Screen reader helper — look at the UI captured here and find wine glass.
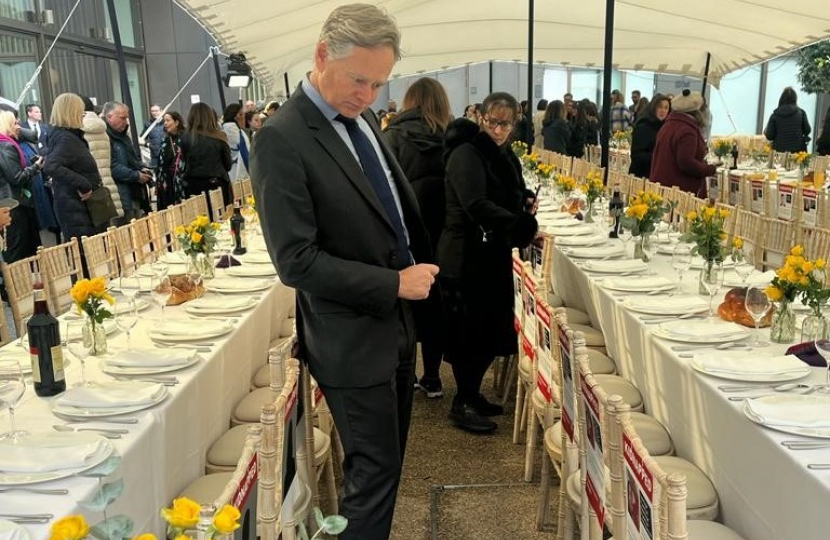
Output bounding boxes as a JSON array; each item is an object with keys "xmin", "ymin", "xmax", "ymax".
[
  {"xmin": 153, "ymin": 276, "xmax": 173, "ymax": 322},
  {"xmin": 66, "ymin": 320, "xmax": 92, "ymax": 387},
  {"xmin": 745, "ymin": 287, "xmax": 771, "ymax": 347},
  {"xmin": 0, "ymin": 359, "xmax": 28, "ymax": 441},
  {"xmin": 150, "ymin": 258, "xmax": 169, "ymax": 281},
  {"xmin": 619, "ymin": 227, "xmax": 633, "ymax": 259},
  {"xmin": 699, "ymin": 262, "xmax": 725, "ymax": 317},
  {"xmin": 16, "ymin": 316, "xmax": 31, "ymax": 352},
  {"xmin": 813, "ymin": 340, "xmax": 830, "ymax": 394},
  {"xmin": 119, "ymin": 274, "xmax": 141, "ymax": 301},
  {"xmin": 641, "ymin": 234, "xmax": 658, "ymax": 264},
  {"xmin": 115, "ymin": 300, "xmax": 139, "ymax": 351},
  {"xmin": 733, "ymin": 245, "xmax": 755, "ymax": 287},
  {"xmin": 671, "ymin": 244, "xmax": 693, "ymax": 295}
]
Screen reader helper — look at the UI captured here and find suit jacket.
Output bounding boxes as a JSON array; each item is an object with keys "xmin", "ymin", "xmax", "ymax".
[
  {"xmin": 250, "ymin": 85, "xmax": 431, "ymax": 388},
  {"xmin": 28, "ymin": 121, "xmax": 49, "ymax": 148}
]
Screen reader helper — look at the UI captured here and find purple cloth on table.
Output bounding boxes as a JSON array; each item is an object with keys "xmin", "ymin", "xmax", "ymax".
[
  {"xmin": 215, "ymin": 255, "xmax": 241, "ymax": 268},
  {"xmin": 785, "ymin": 342, "xmax": 828, "ymax": 367}
]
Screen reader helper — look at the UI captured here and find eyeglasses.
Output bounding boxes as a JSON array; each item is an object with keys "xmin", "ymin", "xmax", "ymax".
[{"xmin": 482, "ymin": 116, "xmax": 514, "ymax": 132}]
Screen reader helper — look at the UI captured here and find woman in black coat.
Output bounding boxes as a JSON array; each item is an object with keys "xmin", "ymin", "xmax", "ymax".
[
  {"xmin": 44, "ymin": 93, "xmax": 108, "ymax": 242},
  {"xmin": 384, "ymin": 78, "xmax": 452, "ymax": 398},
  {"xmin": 438, "ymin": 92, "xmax": 538, "ymax": 433},
  {"xmin": 181, "ymin": 103, "xmax": 232, "ymax": 213},
  {"xmin": 629, "ymin": 94, "xmax": 671, "ymax": 179},
  {"xmin": 541, "ymin": 100, "xmax": 571, "ymax": 155},
  {"xmin": 154, "ymin": 111, "xmax": 186, "ymax": 210},
  {"xmin": 764, "ymin": 87, "xmax": 811, "ymax": 153}
]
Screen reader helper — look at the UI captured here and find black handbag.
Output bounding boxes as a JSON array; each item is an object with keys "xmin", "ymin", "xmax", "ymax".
[{"xmin": 86, "ymin": 185, "xmax": 118, "ymax": 226}]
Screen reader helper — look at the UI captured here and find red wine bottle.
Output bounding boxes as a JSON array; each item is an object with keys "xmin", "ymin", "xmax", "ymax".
[
  {"xmin": 231, "ymin": 199, "xmax": 247, "ymax": 255},
  {"xmin": 28, "ymin": 272, "xmax": 65, "ymax": 396}
]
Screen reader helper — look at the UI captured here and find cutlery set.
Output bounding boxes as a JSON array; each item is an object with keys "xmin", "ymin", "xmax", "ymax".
[
  {"xmin": 52, "ymin": 425, "xmax": 130, "ymax": 439},
  {"xmin": 0, "ymin": 513, "xmax": 53, "ymax": 523}
]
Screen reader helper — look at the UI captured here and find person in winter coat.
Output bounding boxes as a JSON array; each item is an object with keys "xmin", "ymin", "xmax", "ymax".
[
  {"xmin": 764, "ymin": 87, "xmax": 811, "ymax": 153},
  {"xmin": 438, "ymin": 92, "xmax": 538, "ymax": 433},
  {"xmin": 44, "ymin": 93, "xmax": 108, "ymax": 242},
  {"xmin": 154, "ymin": 111, "xmax": 186, "ymax": 210},
  {"xmin": 181, "ymin": 102, "xmax": 232, "ymax": 212},
  {"xmin": 384, "ymin": 77, "xmax": 452, "ymax": 399},
  {"xmin": 542, "ymin": 100, "xmax": 572, "ymax": 155},
  {"xmin": 143, "ymin": 104, "xmax": 164, "ymax": 168},
  {"xmin": 629, "ymin": 94, "xmax": 670, "ymax": 179},
  {"xmin": 81, "ymin": 96, "xmax": 123, "ymax": 223},
  {"xmin": 221, "ymin": 103, "xmax": 251, "ymax": 182},
  {"xmin": 817, "ymin": 105, "xmax": 830, "ymax": 156},
  {"xmin": 568, "ymin": 100, "xmax": 594, "ymax": 158},
  {"xmin": 18, "ymin": 125, "xmax": 60, "ymax": 243},
  {"xmin": 104, "ymin": 101, "xmax": 152, "ymax": 221},
  {"xmin": 650, "ymin": 89, "xmax": 719, "ymax": 196},
  {"xmin": 0, "ymin": 110, "xmax": 43, "ymax": 263},
  {"xmin": 532, "ymin": 99, "xmax": 548, "ymax": 151}
]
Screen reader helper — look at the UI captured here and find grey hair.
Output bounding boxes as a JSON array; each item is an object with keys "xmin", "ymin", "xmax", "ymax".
[
  {"xmin": 102, "ymin": 100, "xmax": 127, "ymax": 118},
  {"xmin": 319, "ymin": 3, "xmax": 401, "ymax": 61}
]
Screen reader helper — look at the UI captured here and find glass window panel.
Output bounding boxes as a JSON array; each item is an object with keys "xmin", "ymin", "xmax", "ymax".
[
  {"xmin": 42, "ymin": 0, "xmax": 107, "ymax": 42},
  {"xmin": 709, "ymin": 65, "xmax": 761, "ymax": 136},
  {"xmin": 762, "ymin": 56, "xmax": 817, "ymax": 149},
  {"xmin": 571, "ymin": 69, "xmax": 601, "ymax": 103},
  {"xmin": 102, "ymin": 0, "xmax": 136, "ymax": 48},
  {"xmin": 0, "ymin": 0, "xmax": 35, "ymax": 22},
  {"xmin": 543, "ymin": 67, "xmax": 567, "ymax": 102},
  {"xmin": 624, "ymin": 71, "xmax": 655, "ymax": 101},
  {"xmin": 47, "ymin": 45, "xmax": 114, "ymax": 106},
  {"xmin": 0, "ymin": 33, "xmax": 40, "ymax": 109}
]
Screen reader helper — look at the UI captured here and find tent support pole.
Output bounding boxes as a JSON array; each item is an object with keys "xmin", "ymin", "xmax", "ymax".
[
  {"xmin": 526, "ymin": 0, "xmax": 535, "ymax": 146},
  {"xmin": 211, "ymin": 47, "xmax": 227, "ymax": 112},
  {"xmin": 599, "ymin": 0, "xmax": 616, "ymax": 179},
  {"xmin": 701, "ymin": 52, "xmax": 712, "ymax": 96},
  {"xmin": 284, "ymin": 73, "xmax": 291, "ymax": 99},
  {"xmin": 105, "ymin": 0, "xmax": 140, "ymax": 154}
]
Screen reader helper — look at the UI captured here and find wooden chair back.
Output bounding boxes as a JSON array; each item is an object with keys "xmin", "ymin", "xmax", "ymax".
[
  {"xmin": 209, "ymin": 188, "xmax": 226, "ymax": 222},
  {"xmin": 129, "ymin": 216, "xmax": 155, "ymax": 264},
  {"xmin": 0, "ymin": 301, "xmax": 10, "ymax": 346},
  {"xmin": 38, "ymin": 237, "xmax": 84, "ymax": 317},
  {"xmin": 241, "ymin": 178, "xmax": 254, "ymax": 199},
  {"xmin": 758, "ymin": 216, "xmax": 795, "ymax": 271},
  {"xmin": 148, "ymin": 210, "xmax": 175, "ymax": 254},
  {"xmin": 0, "ymin": 253, "xmax": 42, "ymax": 336},
  {"xmin": 81, "ymin": 228, "xmax": 119, "ymax": 280},
  {"xmin": 111, "ymin": 221, "xmax": 141, "ymax": 276},
  {"xmin": 214, "ymin": 424, "xmax": 261, "ymax": 508},
  {"xmin": 733, "ymin": 209, "xmax": 762, "ymax": 265},
  {"xmin": 799, "ymin": 225, "xmax": 830, "ymax": 264}
]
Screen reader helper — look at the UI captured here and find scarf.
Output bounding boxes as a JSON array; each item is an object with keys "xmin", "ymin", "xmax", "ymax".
[{"xmin": 0, "ymin": 133, "xmax": 26, "ymax": 167}]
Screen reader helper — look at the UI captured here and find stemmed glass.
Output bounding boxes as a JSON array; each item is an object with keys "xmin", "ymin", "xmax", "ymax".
[
  {"xmin": 67, "ymin": 320, "xmax": 92, "ymax": 387},
  {"xmin": 151, "ymin": 258, "xmax": 169, "ymax": 281},
  {"xmin": 119, "ymin": 274, "xmax": 141, "ymax": 301},
  {"xmin": 619, "ymin": 227, "xmax": 633, "ymax": 259},
  {"xmin": 733, "ymin": 245, "xmax": 755, "ymax": 287},
  {"xmin": 153, "ymin": 276, "xmax": 173, "ymax": 322},
  {"xmin": 671, "ymin": 244, "xmax": 693, "ymax": 295},
  {"xmin": 16, "ymin": 316, "xmax": 31, "ymax": 352},
  {"xmin": 0, "ymin": 359, "xmax": 28, "ymax": 441},
  {"xmin": 745, "ymin": 287, "xmax": 772, "ymax": 347},
  {"xmin": 641, "ymin": 234, "xmax": 658, "ymax": 263},
  {"xmin": 813, "ymin": 340, "xmax": 830, "ymax": 394},
  {"xmin": 115, "ymin": 300, "xmax": 139, "ymax": 351},
  {"xmin": 700, "ymin": 262, "xmax": 725, "ymax": 318}
]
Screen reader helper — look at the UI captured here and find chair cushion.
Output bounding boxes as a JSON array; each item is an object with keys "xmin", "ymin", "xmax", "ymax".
[
  {"xmin": 687, "ymin": 520, "xmax": 747, "ymax": 539},
  {"xmin": 547, "ymin": 292, "xmax": 565, "ymax": 308},
  {"xmin": 518, "ymin": 354, "xmax": 533, "ymax": 382},
  {"xmin": 251, "ymin": 363, "xmax": 270, "ymax": 389},
  {"xmin": 206, "ymin": 424, "xmax": 249, "ymax": 473},
  {"xmin": 630, "ymin": 413, "xmax": 673, "ymax": 456},
  {"xmin": 232, "ymin": 387, "xmax": 274, "ymax": 425},
  {"xmin": 544, "ymin": 422, "xmax": 563, "ymax": 463},
  {"xmin": 566, "ymin": 470, "xmax": 582, "ymax": 512},
  {"xmin": 564, "ymin": 307, "xmax": 591, "ymax": 326},
  {"xmin": 595, "ymin": 375, "xmax": 644, "ymax": 412},
  {"xmin": 313, "ymin": 427, "xmax": 331, "ymax": 468},
  {"xmin": 280, "ymin": 317, "xmax": 295, "ymax": 338},
  {"xmin": 178, "ymin": 472, "xmax": 233, "ymax": 504},
  {"xmin": 586, "ymin": 348, "xmax": 616, "ymax": 375},
  {"xmin": 654, "ymin": 456, "xmax": 719, "ymax": 520},
  {"xmin": 570, "ymin": 323, "xmax": 605, "ymax": 347}
]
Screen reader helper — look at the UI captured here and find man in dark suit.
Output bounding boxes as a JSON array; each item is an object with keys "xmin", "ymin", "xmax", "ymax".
[
  {"xmin": 250, "ymin": 4, "xmax": 438, "ymax": 540},
  {"xmin": 25, "ymin": 103, "xmax": 48, "ymax": 149}
]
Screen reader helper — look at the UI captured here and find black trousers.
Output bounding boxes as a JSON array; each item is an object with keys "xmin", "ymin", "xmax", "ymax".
[{"xmin": 318, "ymin": 303, "xmax": 416, "ymax": 540}]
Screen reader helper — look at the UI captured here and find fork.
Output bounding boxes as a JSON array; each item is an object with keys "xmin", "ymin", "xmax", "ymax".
[
  {"xmin": 782, "ymin": 440, "xmax": 830, "ymax": 450},
  {"xmin": 0, "ymin": 513, "xmax": 53, "ymax": 523},
  {"xmin": 0, "ymin": 487, "xmax": 68, "ymax": 495},
  {"xmin": 52, "ymin": 425, "xmax": 129, "ymax": 436}
]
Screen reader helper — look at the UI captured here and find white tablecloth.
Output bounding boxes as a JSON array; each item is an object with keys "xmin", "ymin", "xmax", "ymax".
[
  {"xmin": 0, "ymin": 264, "xmax": 294, "ymax": 539},
  {"xmin": 551, "ymin": 242, "xmax": 830, "ymax": 540}
]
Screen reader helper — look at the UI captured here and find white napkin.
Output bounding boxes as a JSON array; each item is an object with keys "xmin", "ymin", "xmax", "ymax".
[
  {"xmin": 57, "ymin": 381, "xmax": 165, "ymax": 408},
  {"xmin": 0, "ymin": 522, "xmax": 28, "ymax": 540},
  {"xmin": 567, "ymin": 244, "xmax": 624, "ymax": 259},
  {"xmin": 208, "ymin": 278, "xmax": 270, "ymax": 291},
  {"xmin": 189, "ymin": 296, "xmax": 254, "ymax": 310},
  {"xmin": 539, "ymin": 217, "xmax": 581, "ymax": 227},
  {"xmin": 548, "ymin": 224, "xmax": 595, "ymax": 236},
  {"xmin": 723, "ymin": 270, "xmax": 776, "ymax": 288},
  {"xmin": 693, "ymin": 353, "xmax": 807, "ymax": 376},
  {"xmin": 556, "ymin": 234, "xmax": 608, "ymax": 246},
  {"xmin": 746, "ymin": 396, "xmax": 830, "ymax": 427},
  {"xmin": 584, "ymin": 259, "xmax": 648, "ymax": 273},
  {"xmin": 152, "ymin": 319, "xmax": 228, "ymax": 336},
  {"xmin": 106, "ymin": 348, "xmax": 196, "ymax": 368},
  {"xmin": 226, "ymin": 265, "xmax": 277, "ymax": 277},
  {"xmin": 0, "ymin": 438, "xmax": 103, "ymax": 472},
  {"xmin": 626, "ymin": 295, "xmax": 708, "ymax": 314},
  {"xmin": 603, "ymin": 276, "xmax": 674, "ymax": 291},
  {"xmin": 660, "ymin": 319, "xmax": 746, "ymax": 338},
  {"xmin": 535, "ymin": 211, "xmax": 571, "ymax": 220}
]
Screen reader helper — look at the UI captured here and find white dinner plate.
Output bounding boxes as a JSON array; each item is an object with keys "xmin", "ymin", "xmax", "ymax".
[
  {"xmin": 622, "ymin": 295, "xmax": 709, "ymax": 315},
  {"xmin": 656, "ymin": 242, "xmax": 680, "ymax": 255},
  {"xmin": 556, "ymin": 234, "xmax": 609, "ymax": 247},
  {"xmin": 564, "ymin": 244, "xmax": 624, "ymax": 259},
  {"xmin": 205, "ymin": 278, "xmax": 273, "ymax": 294},
  {"xmin": 147, "ymin": 319, "xmax": 234, "ymax": 343},
  {"xmin": 690, "ymin": 258, "xmax": 735, "ymax": 269},
  {"xmin": 237, "ymin": 252, "xmax": 273, "ymax": 264},
  {"xmin": 51, "ymin": 385, "xmax": 169, "ymax": 419},
  {"xmin": 109, "ymin": 277, "xmax": 156, "ymax": 293},
  {"xmin": 100, "ymin": 353, "xmax": 200, "ymax": 376},
  {"xmin": 583, "ymin": 259, "xmax": 648, "ymax": 274},
  {"xmin": 690, "ymin": 353, "xmax": 811, "ymax": 382},
  {"xmin": 185, "ymin": 296, "xmax": 257, "ymax": 315},
  {"xmin": 744, "ymin": 395, "xmax": 830, "ymax": 439},
  {"xmin": 547, "ymin": 224, "xmax": 596, "ymax": 236},
  {"xmin": 602, "ymin": 276, "xmax": 675, "ymax": 292},
  {"xmin": 0, "ymin": 433, "xmax": 113, "ymax": 486},
  {"xmin": 0, "ymin": 520, "xmax": 30, "ymax": 540},
  {"xmin": 225, "ymin": 265, "xmax": 277, "ymax": 278},
  {"xmin": 158, "ymin": 252, "xmax": 189, "ymax": 264},
  {"xmin": 0, "ymin": 347, "xmax": 71, "ymax": 375},
  {"xmin": 651, "ymin": 320, "xmax": 750, "ymax": 344}
]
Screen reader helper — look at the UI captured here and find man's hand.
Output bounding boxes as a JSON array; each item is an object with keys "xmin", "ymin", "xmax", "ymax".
[
  {"xmin": 78, "ymin": 190, "xmax": 92, "ymax": 201},
  {"xmin": 398, "ymin": 263, "xmax": 439, "ymax": 300},
  {"xmin": 138, "ymin": 171, "xmax": 153, "ymax": 184}
]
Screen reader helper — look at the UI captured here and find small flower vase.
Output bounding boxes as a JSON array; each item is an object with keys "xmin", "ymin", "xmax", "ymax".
[
  {"xmin": 797, "ymin": 168, "xmax": 805, "ymax": 182},
  {"xmin": 801, "ymin": 312, "xmax": 829, "ymax": 342},
  {"xmin": 698, "ymin": 260, "xmax": 715, "ymax": 295},
  {"xmin": 633, "ymin": 235, "xmax": 645, "ymax": 262},
  {"xmin": 82, "ymin": 318, "xmax": 108, "ymax": 356},
  {"xmin": 190, "ymin": 252, "xmax": 215, "ymax": 280},
  {"xmin": 584, "ymin": 200, "xmax": 595, "ymax": 223},
  {"xmin": 770, "ymin": 301, "xmax": 797, "ymax": 344}
]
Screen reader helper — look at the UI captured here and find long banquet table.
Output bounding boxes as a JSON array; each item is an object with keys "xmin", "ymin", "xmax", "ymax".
[
  {"xmin": 551, "ymin": 239, "xmax": 830, "ymax": 540},
  {"xmin": 0, "ymin": 257, "xmax": 294, "ymax": 539}
]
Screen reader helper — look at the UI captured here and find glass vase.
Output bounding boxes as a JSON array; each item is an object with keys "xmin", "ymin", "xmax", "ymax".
[
  {"xmin": 801, "ymin": 313, "xmax": 829, "ymax": 342},
  {"xmin": 698, "ymin": 260, "xmax": 715, "ymax": 295},
  {"xmin": 770, "ymin": 301, "xmax": 796, "ymax": 344},
  {"xmin": 584, "ymin": 201, "xmax": 595, "ymax": 223},
  {"xmin": 82, "ymin": 319, "xmax": 108, "ymax": 356},
  {"xmin": 633, "ymin": 235, "xmax": 645, "ymax": 262},
  {"xmin": 190, "ymin": 252, "xmax": 215, "ymax": 279}
]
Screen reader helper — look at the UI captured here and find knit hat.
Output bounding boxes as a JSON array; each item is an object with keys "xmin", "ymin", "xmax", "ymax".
[{"xmin": 671, "ymin": 89, "xmax": 704, "ymax": 113}]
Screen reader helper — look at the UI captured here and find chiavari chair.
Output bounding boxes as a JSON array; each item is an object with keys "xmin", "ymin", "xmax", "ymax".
[
  {"xmin": 81, "ymin": 228, "xmax": 120, "ymax": 280},
  {"xmin": 758, "ymin": 216, "xmax": 796, "ymax": 271},
  {"xmin": 148, "ymin": 209, "xmax": 176, "ymax": 254},
  {"xmin": 209, "ymin": 188, "xmax": 226, "ymax": 222},
  {"xmin": 111, "ymin": 221, "xmax": 142, "ymax": 276},
  {"xmin": 38, "ymin": 237, "xmax": 84, "ymax": 317},
  {"xmin": 0, "ymin": 253, "xmax": 42, "ymax": 335}
]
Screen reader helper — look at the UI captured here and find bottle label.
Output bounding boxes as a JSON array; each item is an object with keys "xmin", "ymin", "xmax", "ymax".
[
  {"xmin": 30, "ymin": 349, "xmax": 41, "ymax": 383},
  {"xmin": 51, "ymin": 346, "xmax": 65, "ymax": 381}
]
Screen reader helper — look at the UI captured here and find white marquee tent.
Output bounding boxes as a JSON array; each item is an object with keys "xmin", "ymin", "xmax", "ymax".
[{"xmin": 173, "ymin": 0, "xmax": 830, "ymax": 91}]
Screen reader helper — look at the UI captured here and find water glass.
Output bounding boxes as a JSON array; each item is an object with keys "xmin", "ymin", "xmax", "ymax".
[
  {"xmin": 619, "ymin": 227, "xmax": 633, "ymax": 259},
  {"xmin": 188, "ymin": 254, "xmax": 205, "ymax": 289},
  {"xmin": 641, "ymin": 234, "xmax": 658, "ymax": 263},
  {"xmin": 700, "ymin": 262, "xmax": 724, "ymax": 317},
  {"xmin": 67, "ymin": 320, "xmax": 92, "ymax": 387},
  {"xmin": 0, "ymin": 359, "xmax": 28, "ymax": 441},
  {"xmin": 813, "ymin": 339, "xmax": 830, "ymax": 394},
  {"xmin": 116, "ymin": 300, "xmax": 139, "ymax": 351},
  {"xmin": 119, "ymin": 274, "xmax": 141, "ymax": 300},
  {"xmin": 745, "ymin": 287, "xmax": 771, "ymax": 347},
  {"xmin": 671, "ymin": 244, "xmax": 693, "ymax": 295},
  {"xmin": 151, "ymin": 259, "xmax": 169, "ymax": 281},
  {"xmin": 153, "ymin": 276, "xmax": 173, "ymax": 322}
]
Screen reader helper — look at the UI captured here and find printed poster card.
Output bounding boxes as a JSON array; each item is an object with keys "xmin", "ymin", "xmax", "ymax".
[
  {"xmin": 535, "ymin": 300, "xmax": 553, "ymax": 402},
  {"xmin": 624, "ymin": 433, "xmax": 655, "ymax": 540},
  {"xmin": 560, "ymin": 326, "xmax": 575, "ymax": 441},
  {"xmin": 778, "ymin": 184, "xmax": 795, "ymax": 221}
]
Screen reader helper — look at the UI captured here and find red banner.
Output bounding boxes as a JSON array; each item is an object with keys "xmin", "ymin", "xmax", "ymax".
[
  {"xmin": 624, "ymin": 433, "xmax": 654, "ymax": 500},
  {"xmin": 585, "ymin": 475, "xmax": 606, "ymax": 525},
  {"xmin": 232, "ymin": 453, "xmax": 258, "ymax": 509}
]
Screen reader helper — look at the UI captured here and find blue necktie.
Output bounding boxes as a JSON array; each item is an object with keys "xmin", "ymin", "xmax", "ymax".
[{"xmin": 336, "ymin": 114, "xmax": 410, "ymax": 269}]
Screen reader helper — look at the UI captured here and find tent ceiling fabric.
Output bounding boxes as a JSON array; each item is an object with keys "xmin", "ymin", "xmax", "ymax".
[{"xmin": 175, "ymin": 0, "xmax": 830, "ymax": 92}]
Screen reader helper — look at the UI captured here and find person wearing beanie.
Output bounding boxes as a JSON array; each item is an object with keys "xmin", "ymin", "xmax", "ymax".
[{"xmin": 650, "ymin": 89, "xmax": 719, "ymax": 196}]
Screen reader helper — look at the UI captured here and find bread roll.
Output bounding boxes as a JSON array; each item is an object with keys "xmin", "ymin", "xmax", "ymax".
[
  {"xmin": 717, "ymin": 287, "xmax": 775, "ymax": 327},
  {"xmin": 157, "ymin": 274, "xmax": 205, "ymax": 306}
]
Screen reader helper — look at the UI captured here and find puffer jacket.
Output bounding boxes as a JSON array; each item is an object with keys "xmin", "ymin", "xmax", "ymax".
[
  {"xmin": 764, "ymin": 104, "xmax": 811, "ymax": 153},
  {"xmin": 84, "ymin": 113, "xmax": 124, "ymax": 218}
]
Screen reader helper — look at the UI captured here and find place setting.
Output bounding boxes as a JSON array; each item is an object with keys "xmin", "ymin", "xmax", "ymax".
[
  {"xmin": 622, "ymin": 294, "xmax": 709, "ymax": 317},
  {"xmin": 205, "ymin": 277, "xmax": 274, "ymax": 294},
  {"xmin": 184, "ymin": 295, "xmax": 258, "ymax": 316},
  {"xmin": 0, "ymin": 432, "xmax": 115, "ymax": 486},
  {"xmin": 51, "ymin": 380, "xmax": 169, "ymax": 420},
  {"xmin": 601, "ymin": 275, "xmax": 676, "ymax": 293},
  {"xmin": 99, "ymin": 347, "xmax": 201, "ymax": 377},
  {"xmin": 581, "ymin": 258, "xmax": 649, "ymax": 274},
  {"xmin": 561, "ymin": 243, "xmax": 625, "ymax": 259},
  {"xmin": 545, "ymin": 223, "xmax": 597, "ymax": 237},
  {"xmin": 691, "ymin": 351, "xmax": 812, "ymax": 383},
  {"xmin": 555, "ymin": 233, "xmax": 610, "ymax": 247},
  {"xmin": 224, "ymin": 264, "xmax": 278, "ymax": 278},
  {"xmin": 650, "ymin": 318, "xmax": 752, "ymax": 344}
]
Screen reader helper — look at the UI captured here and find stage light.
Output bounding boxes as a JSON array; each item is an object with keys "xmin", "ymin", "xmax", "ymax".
[{"xmin": 224, "ymin": 53, "xmax": 252, "ymax": 88}]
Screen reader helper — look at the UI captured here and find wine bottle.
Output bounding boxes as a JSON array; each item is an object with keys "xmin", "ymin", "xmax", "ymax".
[
  {"xmin": 28, "ymin": 272, "xmax": 65, "ymax": 397},
  {"xmin": 608, "ymin": 185, "xmax": 623, "ymax": 239},
  {"xmin": 730, "ymin": 142, "xmax": 739, "ymax": 170},
  {"xmin": 230, "ymin": 199, "xmax": 247, "ymax": 255}
]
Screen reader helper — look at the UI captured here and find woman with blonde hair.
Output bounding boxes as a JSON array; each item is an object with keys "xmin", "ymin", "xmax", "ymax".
[
  {"xmin": 384, "ymin": 77, "xmax": 453, "ymax": 398},
  {"xmin": 0, "ymin": 109, "xmax": 43, "ymax": 262},
  {"xmin": 44, "ymin": 92, "xmax": 112, "ymax": 242},
  {"xmin": 180, "ymin": 102, "xmax": 232, "ymax": 211}
]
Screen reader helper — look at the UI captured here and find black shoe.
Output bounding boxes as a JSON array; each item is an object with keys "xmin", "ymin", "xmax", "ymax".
[
  {"xmin": 471, "ymin": 394, "xmax": 504, "ymax": 417},
  {"xmin": 449, "ymin": 402, "xmax": 497, "ymax": 433},
  {"xmin": 416, "ymin": 376, "xmax": 444, "ymax": 398}
]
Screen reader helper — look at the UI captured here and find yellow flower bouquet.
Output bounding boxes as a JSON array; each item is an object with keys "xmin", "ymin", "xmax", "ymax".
[
  {"xmin": 765, "ymin": 245, "xmax": 829, "ymax": 342},
  {"xmin": 535, "ymin": 162, "xmax": 556, "ymax": 188},
  {"xmin": 161, "ymin": 497, "xmax": 241, "ymax": 539},
  {"xmin": 511, "ymin": 140, "xmax": 529, "ymax": 160},
  {"xmin": 620, "ymin": 190, "xmax": 673, "ymax": 236},
  {"xmin": 580, "ymin": 170, "xmax": 605, "ymax": 205},
  {"xmin": 679, "ymin": 205, "xmax": 730, "ymax": 262},
  {"xmin": 611, "ymin": 129, "xmax": 632, "ymax": 149},
  {"xmin": 49, "ymin": 515, "xmax": 90, "ymax": 540},
  {"xmin": 794, "ymin": 151, "xmax": 812, "ymax": 173},
  {"xmin": 175, "ymin": 215, "xmax": 220, "ymax": 256},
  {"xmin": 554, "ymin": 174, "xmax": 577, "ymax": 194},
  {"xmin": 71, "ymin": 277, "xmax": 114, "ymax": 324},
  {"xmin": 712, "ymin": 138, "xmax": 733, "ymax": 159}
]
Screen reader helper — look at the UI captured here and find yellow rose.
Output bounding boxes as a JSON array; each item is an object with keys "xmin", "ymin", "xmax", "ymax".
[
  {"xmin": 174, "ymin": 225, "xmax": 186, "ymax": 237},
  {"xmin": 803, "ymin": 261, "xmax": 814, "ymax": 274},
  {"xmin": 50, "ymin": 515, "xmax": 90, "ymax": 540},
  {"xmin": 173, "ymin": 535, "xmax": 193, "ymax": 540},
  {"xmin": 71, "ymin": 280, "xmax": 90, "ymax": 306},
  {"xmin": 719, "ymin": 232, "xmax": 727, "ymax": 240},
  {"xmin": 196, "ymin": 215, "xmax": 209, "ymax": 228},
  {"xmin": 686, "ymin": 211, "xmax": 698, "ymax": 221},
  {"xmin": 213, "ymin": 505, "xmax": 242, "ymax": 534},
  {"xmin": 765, "ymin": 285, "xmax": 783, "ymax": 302},
  {"xmin": 103, "ymin": 293, "xmax": 116, "ymax": 305},
  {"xmin": 718, "ymin": 208, "xmax": 729, "ymax": 219},
  {"xmin": 817, "ymin": 258, "xmax": 826, "ymax": 270},
  {"xmin": 161, "ymin": 497, "xmax": 201, "ymax": 529},
  {"xmin": 89, "ymin": 277, "xmax": 107, "ymax": 297},
  {"xmin": 703, "ymin": 206, "xmax": 717, "ymax": 220},
  {"xmin": 132, "ymin": 534, "xmax": 157, "ymax": 540},
  {"xmin": 732, "ymin": 237, "xmax": 744, "ymax": 249},
  {"xmin": 790, "ymin": 245, "xmax": 804, "ymax": 257},
  {"xmin": 191, "ymin": 232, "xmax": 203, "ymax": 244}
]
